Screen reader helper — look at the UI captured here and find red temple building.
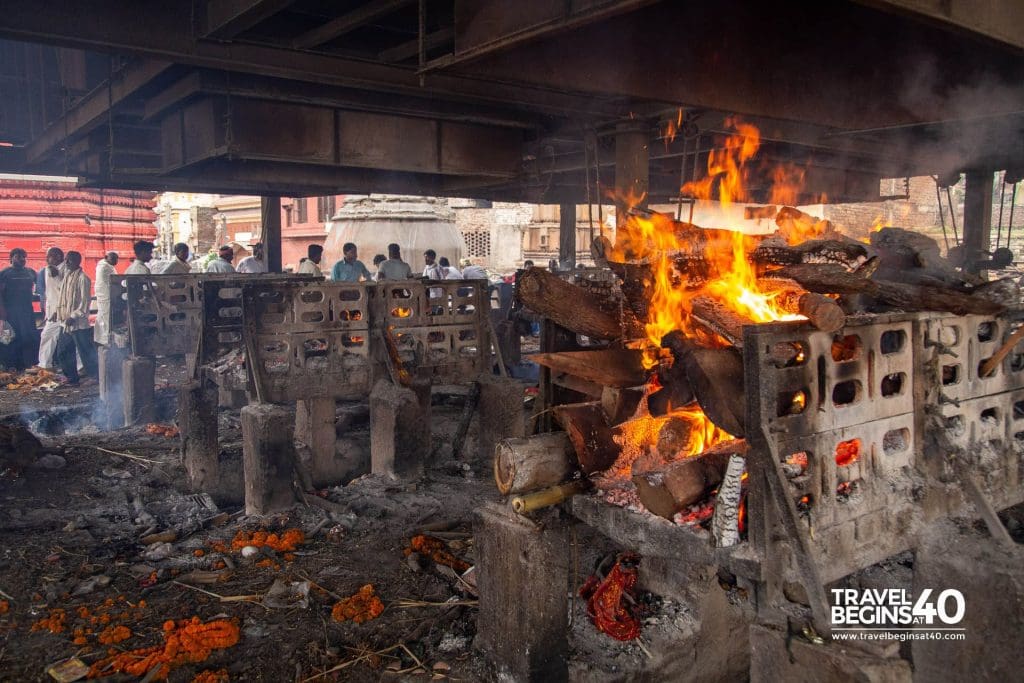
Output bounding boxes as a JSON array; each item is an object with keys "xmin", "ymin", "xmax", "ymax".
[{"xmin": 0, "ymin": 175, "xmax": 157, "ymax": 286}]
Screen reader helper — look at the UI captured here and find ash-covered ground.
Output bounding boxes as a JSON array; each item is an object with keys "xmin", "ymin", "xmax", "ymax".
[{"xmin": 0, "ymin": 363, "xmax": 506, "ymax": 681}]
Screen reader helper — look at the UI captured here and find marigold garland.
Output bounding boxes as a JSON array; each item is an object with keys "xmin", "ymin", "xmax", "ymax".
[
  {"xmin": 87, "ymin": 617, "xmax": 239, "ymax": 680},
  {"xmin": 331, "ymin": 585, "xmax": 384, "ymax": 624},
  {"xmin": 403, "ymin": 534, "xmax": 471, "ymax": 573}
]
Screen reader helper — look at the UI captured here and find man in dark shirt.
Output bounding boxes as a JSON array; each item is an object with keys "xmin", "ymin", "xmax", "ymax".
[{"xmin": 0, "ymin": 248, "xmax": 40, "ymax": 370}]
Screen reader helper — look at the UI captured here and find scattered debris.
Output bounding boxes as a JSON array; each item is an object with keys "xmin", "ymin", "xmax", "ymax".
[
  {"xmin": 2, "ymin": 368, "xmax": 60, "ymax": 392},
  {"xmin": 403, "ymin": 535, "xmax": 470, "ymax": 573},
  {"xmin": 45, "ymin": 657, "xmax": 89, "ymax": 682},
  {"xmin": 263, "ymin": 578, "xmax": 311, "ymax": 609}
]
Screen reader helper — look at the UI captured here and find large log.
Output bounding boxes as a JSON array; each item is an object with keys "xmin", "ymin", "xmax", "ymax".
[
  {"xmin": 494, "ymin": 432, "xmax": 577, "ymax": 495},
  {"xmin": 690, "ymin": 296, "xmax": 753, "ymax": 348},
  {"xmin": 632, "ymin": 441, "xmax": 746, "ymax": 520},
  {"xmin": 662, "ymin": 331, "xmax": 746, "ymax": 437},
  {"xmin": 552, "ymin": 401, "xmax": 620, "ymax": 474},
  {"xmin": 517, "ymin": 267, "xmax": 624, "ymax": 341},
  {"xmin": 777, "ymin": 263, "xmax": 1006, "ymax": 315},
  {"xmin": 760, "ymin": 276, "xmax": 846, "ymax": 332},
  {"xmin": 529, "ymin": 349, "xmax": 647, "ymax": 389}
]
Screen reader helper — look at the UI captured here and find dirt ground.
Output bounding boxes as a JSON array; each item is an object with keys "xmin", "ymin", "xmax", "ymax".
[{"xmin": 0, "ymin": 362, "xmax": 506, "ymax": 682}]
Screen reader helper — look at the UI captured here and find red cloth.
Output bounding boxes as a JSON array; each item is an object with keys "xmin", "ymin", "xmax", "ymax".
[{"xmin": 579, "ymin": 553, "xmax": 642, "ymax": 641}]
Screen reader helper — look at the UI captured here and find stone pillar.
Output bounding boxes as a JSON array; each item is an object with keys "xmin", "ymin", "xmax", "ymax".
[
  {"xmin": 477, "ymin": 374, "xmax": 524, "ymax": 462},
  {"xmin": 474, "ymin": 503, "xmax": 569, "ymax": 681},
  {"xmin": 295, "ymin": 397, "xmax": 337, "ymax": 486},
  {"xmin": 122, "ymin": 357, "xmax": 155, "ymax": 426},
  {"xmin": 911, "ymin": 521, "xmax": 1024, "ymax": 681},
  {"xmin": 218, "ymin": 384, "xmax": 248, "ymax": 409},
  {"xmin": 179, "ymin": 379, "xmax": 220, "ymax": 493},
  {"xmin": 241, "ymin": 403, "xmax": 297, "ymax": 515},
  {"xmin": 98, "ymin": 344, "xmax": 127, "ymax": 428},
  {"xmin": 615, "ymin": 122, "xmax": 650, "ymax": 228},
  {"xmin": 962, "ymin": 171, "xmax": 994, "ymax": 274},
  {"xmin": 261, "ymin": 196, "xmax": 282, "ymax": 273},
  {"xmin": 558, "ymin": 203, "xmax": 576, "ymax": 270},
  {"xmin": 369, "ymin": 378, "xmax": 430, "ymax": 479}
]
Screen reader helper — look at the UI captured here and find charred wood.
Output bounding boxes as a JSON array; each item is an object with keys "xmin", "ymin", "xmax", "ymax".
[
  {"xmin": 777, "ymin": 264, "xmax": 1006, "ymax": 315},
  {"xmin": 632, "ymin": 441, "xmax": 746, "ymax": 520},
  {"xmin": 517, "ymin": 267, "xmax": 625, "ymax": 341},
  {"xmin": 553, "ymin": 401, "xmax": 620, "ymax": 474},
  {"xmin": 529, "ymin": 349, "xmax": 648, "ymax": 389}
]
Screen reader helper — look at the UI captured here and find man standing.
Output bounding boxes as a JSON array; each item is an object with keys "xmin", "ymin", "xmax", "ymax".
[
  {"xmin": 206, "ymin": 245, "xmax": 236, "ymax": 273},
  {"xmin": 422, "ymin": 249, "xmax": 444, "ymax": 280},
  {"xmin": 236, "ymin": 243, "xmax": 267, "ymax": 273},
  {"xmin": 375, "ymin": 243, "xmax": 413, "ymax": 281},
  {"xmin": 0, "ymin": 248, "xmax": 40, "ymax": 370},
  {"xmin": 298, "ymin": 245, "xmax": 324, "ymax": 276},
  {"xmin": 126, "ymin": 241, "xmax": 154, "ymax": 275},
  {"xmin": 331, "ymin": 242, "xmax": 373, "ymax": 282},
  {"xmin": 94, "ymin": 251, "xmax": 118, "ymax": 346},
  {"xmin": 37, "ymin": 246, "xmax": 66, "ymax": 370},
  {"xmin": 53, "ymin": 251, "xmax": 97, "ymax": 384},
  {"xmin": 440, "ymin": 256, "xmax": 461, "ymax": 279},
  {"xmin": 163, "ymin": 243, "xmax": 192, "ymax": 274}
]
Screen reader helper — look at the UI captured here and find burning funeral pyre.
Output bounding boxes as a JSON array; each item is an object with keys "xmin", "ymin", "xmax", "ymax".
[{"xmin": 512, "ymin": 118, "xmax": 1019, "ymax": 546}]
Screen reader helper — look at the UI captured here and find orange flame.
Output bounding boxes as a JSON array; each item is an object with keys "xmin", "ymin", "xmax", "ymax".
[{"xmin": 681, "ymin": 117, "xmax": 760, "ymax": 205}]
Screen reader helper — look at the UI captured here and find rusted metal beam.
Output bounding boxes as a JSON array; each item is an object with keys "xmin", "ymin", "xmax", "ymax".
[
  {"xmin": 379, "ymin": 27, "xmax": 454, "ymax": 63},
  {"xmin": 157, "ymin": 96, "xmax": 523, "ymax": 178},
  {"xmin": 426, "ymin": 0, "xmax": 657, "ymax": 71},
  {"xmin": 865, "ymin": 0, "xmax": 1024, "ymax": 51},
  {"xmin": 24, "ymin": 58, "xmax": 172, "ymax": 163},
  {"xmin": 292, "ymin": 0, "xmax": 415, "ymax": 49},
  {"xmin": 205, "ymin": 0, "xmax": 296, "ymax": 39},
  {"xmin": 0, "ymin": 0, "xmax": 627, "ymax": 120}
]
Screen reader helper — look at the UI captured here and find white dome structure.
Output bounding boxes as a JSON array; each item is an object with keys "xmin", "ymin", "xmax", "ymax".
[{"xmin": 323, "ymin": 194, "xmax": 465, "ymax": 270}]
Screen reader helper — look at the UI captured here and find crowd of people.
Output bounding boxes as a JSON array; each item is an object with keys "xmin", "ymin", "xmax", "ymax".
[{"xmin": 0, "ymin": 238, "xmax": 501, "ymax": 380}]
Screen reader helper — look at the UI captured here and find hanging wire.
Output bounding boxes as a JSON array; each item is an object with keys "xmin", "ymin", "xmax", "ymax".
[
  {"xmin": 593, "ymin": 135, "xmax": 604, "ymax": 237},
  {"xmin": 1008, "ymin": 181, "xmax": 1019, "ymax": 253},
  {"xmin": 107, "ymin": 56, "xmax": 115, "ymax": 177},
  {"xmin": 676, "ymin": 134, "xmax": 688, "ymax": 221}
]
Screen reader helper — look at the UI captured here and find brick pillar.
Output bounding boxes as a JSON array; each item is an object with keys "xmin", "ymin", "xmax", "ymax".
[{"xmin": 98, "ymin": 344, "xmax": 127, "ymax": 428}]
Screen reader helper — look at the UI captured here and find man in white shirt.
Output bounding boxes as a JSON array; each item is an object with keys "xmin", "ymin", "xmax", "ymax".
[
  {"xmin": 297, "ymin": 244, "xmax": 323, "ymax": 276},
  {"xmin": 37, "ymin": 246, "xmax": 65, "ymax": 369},
  {"xmin": 94, "ymin": 251, "xmax": 118, "ymax": 346},
  {"xmin": 440, "ymin": 256, "xmax": 462, "ymax": 279},
  {"xmin": 125, "ymin": 241, "xmax": 154, "ymax": 275},
  {"xmin": 236, "ymin": 243, "xmax": 267, "ymax": 273},
  {"xmin": 206, "ymin": 245, "xmax": 236, "ymax": 273},
  {"xmin": 162, "ymin": 243, "xmax": 192, "ymax": 275}
]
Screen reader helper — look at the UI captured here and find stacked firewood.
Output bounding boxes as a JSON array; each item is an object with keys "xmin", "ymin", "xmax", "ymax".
[{"xmin": 505, "ymin": 205, "xmax": 1019, "ymax": 534}]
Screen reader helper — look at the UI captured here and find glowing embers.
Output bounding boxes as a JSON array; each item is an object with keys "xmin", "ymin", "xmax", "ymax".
[
  {"xmin": 830, "ymin": 334, "xmax": 861, "ymax": 362},
  {"xmin": 836, "ymin": 479, "xmax": 860, "ymax": 503},
  {"xmin": 777, "ymin": 388, "xmax": 808, "ymax": 417},
  {"xmin": 782, "ymin": 450, "xmax": 809, "ymax": 479},
  {"xmin": 834, "ymin": 438, "xmax": 861, "ymax": 467}
]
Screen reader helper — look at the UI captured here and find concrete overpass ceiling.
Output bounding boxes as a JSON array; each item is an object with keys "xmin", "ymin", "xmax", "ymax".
[{"xmin": 0, "ymin": 0, "xmax": 1021, "ymax": 201}]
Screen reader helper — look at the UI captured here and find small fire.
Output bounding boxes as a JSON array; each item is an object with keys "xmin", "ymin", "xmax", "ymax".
[
  {"xmin": 612, "ymin": 402, "xmax": 733, "ymax": 478},
  {"xmin": 392, "ymin": 307, "xmax": 413, "ymax": 318}
]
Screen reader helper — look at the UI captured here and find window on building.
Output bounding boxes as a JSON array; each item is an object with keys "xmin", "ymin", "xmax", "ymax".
[
  {"xmin": 293, "ymin": 198, "xmax": 308, "ymax": 224},
  {"xmin": 317, "ymin": 196, "xmax": 336, "ymax": 221}
]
